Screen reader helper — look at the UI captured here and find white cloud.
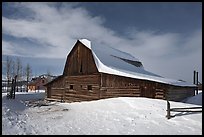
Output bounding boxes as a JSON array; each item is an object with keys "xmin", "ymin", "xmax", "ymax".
[
  {"xmin": 2, "ymin": 40, "xmax": 27, "ymax": 57},
  {"xmin": 2, "ymin": 41, "xmax": 15, "ymax": 56},
  {"xmin": 2, "ymin": 3, "xmax": 118, "ymax": 58}
]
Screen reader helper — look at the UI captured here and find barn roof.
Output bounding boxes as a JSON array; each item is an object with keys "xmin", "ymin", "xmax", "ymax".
[{"xmin": 78, "ymin": 39, "xmax": 195, "ymax": 87}]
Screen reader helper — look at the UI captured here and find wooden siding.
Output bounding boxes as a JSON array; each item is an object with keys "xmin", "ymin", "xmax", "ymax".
[
  {"xmin": 46, "ymin": 72, "xmax": 170, "ymax": 102},
  {"xmin": 63, "ymin": 41, "xmax": 98, "ymax": 76},
  {"xmin": 46, "ymin": 76, "xmax": 65, "ymax": 100},
  {"xmin": 63, "ymin": 74, "xmax": 101, "ymax": 102},
  {"xmin": 166, "ymin": 86, "xmax": 195, "ymax": 101},
  {"xmin": 100, "ymin": 73, "xmax": 167, "ymax": 100},
  {"xmin": 46, "ymin": 73, "xmax": 195, "ymax": 102}
]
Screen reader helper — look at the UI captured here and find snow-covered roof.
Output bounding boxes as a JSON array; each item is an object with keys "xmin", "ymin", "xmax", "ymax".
[{"xmin": 78, "ymin": 39, "xmax": 195, "ymax": 87}]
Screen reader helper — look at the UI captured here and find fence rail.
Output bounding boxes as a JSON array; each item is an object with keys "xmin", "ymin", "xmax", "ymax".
[{"xmin": 166, "ymin": 100, "xmax": 202, "ymax": 119}]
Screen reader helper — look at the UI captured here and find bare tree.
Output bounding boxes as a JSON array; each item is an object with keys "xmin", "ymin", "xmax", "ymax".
[
  {"xmin": 11, "ymin": 59, "xmax": 17, "ymax": 96},
  {"xmin": 16, "ymin": 57, "xmax": 23, "ymax": 92},
  {"xmin": 6, "ymin": 56, "xmax": 12, "ymax": 92},
  {"xmin": 21, "ymin": 63, "xmax": 25, "ymax": 92},
  {"xmin": 11, "ymin": 59, "xmax": 16, "ymax": 79},
  {"xmin": 25, "ymin": 63, "xmax": 32, "ymax": 92}
]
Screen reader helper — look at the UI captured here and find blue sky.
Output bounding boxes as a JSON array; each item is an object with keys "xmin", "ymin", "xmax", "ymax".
[{"xmin": 2, "ymin": 2, "xmax": 202, "ymax": 83}]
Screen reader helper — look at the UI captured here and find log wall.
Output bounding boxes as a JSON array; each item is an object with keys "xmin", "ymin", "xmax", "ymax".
[
  {"xmin": 166, "ymin": 86, "xmax": 195, "ymax": 101},
  {"xmin": 46, "ymin": 74, "xmax": 195, "ymax": 103},
  {"xmin": 46, "ymin": 76, "xmax": 65, "ymax": 100},
  {"xmin": 46, "ymin": 73, "xmax": 170, "ymax": 102},
  {"xmin": 100, "ymin": 73, "xmax": 167, "ymax": 100},
  {"xmin": 63, "ymin": 74, "xmax": 101, "ymax": 102}
]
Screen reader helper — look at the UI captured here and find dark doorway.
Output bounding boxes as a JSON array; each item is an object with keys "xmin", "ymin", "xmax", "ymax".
[{"xmin": 140, "ymin": 86, "xmax": 155, "ymax": 98}]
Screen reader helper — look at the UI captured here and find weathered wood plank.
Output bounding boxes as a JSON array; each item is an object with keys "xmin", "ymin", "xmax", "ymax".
[
  {"xmin": 101, "ymin": 86, "xmax": 140, "ymax": 89},
  {"xmin": 102, "ymin": 94, "xmax": 140, "ymax": 98},
  {"xmin": 155, "ymin": 95, "xmax": 164, "ymax": 99},
  {"xmin": 65, "ymin": 93, "xmax": 99, "ymax": 100},
  {"xmin": 155, "ymin": 89, "xmax": 164, "ymax": 92},
  {"xmin": 155, "ymin": 92, "xmax": 164, "ymax": 95},
  {"xmin": 45, "ymin": 98, "xmax": 61, "ymax": 102},
  {"xmin": 51, "ymin": 88, "xmax": 65, "ymax": 90}
]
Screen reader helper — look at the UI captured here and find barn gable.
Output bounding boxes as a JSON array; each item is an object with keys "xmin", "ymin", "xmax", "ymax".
[{"xmin": 63, "ymin": 40, "xmax": 98, "ymax": 76}]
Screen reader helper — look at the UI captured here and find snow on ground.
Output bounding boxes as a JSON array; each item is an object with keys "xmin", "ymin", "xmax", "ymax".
[
  {"xmin": 183, "ymin": 90, "xmax": 202, "ymax": 105},
  {"xmin": 27, "ymin": 89, "xmax": 46, "ymax": 93},
  {"xmin": 2, "ymin": 91, "xmax": 202, "ymax": 135}
]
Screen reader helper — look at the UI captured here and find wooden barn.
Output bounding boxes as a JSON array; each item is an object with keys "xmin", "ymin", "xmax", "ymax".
[
  {"xmin": 45, "ymin": 39, "xmax": 196, "ymax": 102},
  {"xmin": 28, "ymin": 74, "xmax": 56, "ymax": 92}
]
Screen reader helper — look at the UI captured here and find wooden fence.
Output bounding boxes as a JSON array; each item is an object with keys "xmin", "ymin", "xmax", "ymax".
[{"xmin": 166, "ymin": 100, "xmax": 202, "ymax": 119}]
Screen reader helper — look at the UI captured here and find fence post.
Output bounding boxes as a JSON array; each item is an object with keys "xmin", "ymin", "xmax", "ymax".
[
  {"xmin": 166, "ymin": 99, "xmax": 171, "ymax": 119},
  {"xmin": 7, "ymin": 79, "xmax": 10, "ymax": 93},
  {"xmin": 196, "ymin": 71, "xmax": 198, "ymax": 95},
  {"xmin": 61, "ymin": 95, "xmax": 64, "ymax": 103},
  {"xmin": 13, "ymin": 75, "xmax": 17, "ymax": 99},
  {"xmin": 193, "ymin": 70, "xmax": 196, "ymax": 85},
  {"xmin": 10, "ymin": 78, "xmax": 15, "ymax": 99}
]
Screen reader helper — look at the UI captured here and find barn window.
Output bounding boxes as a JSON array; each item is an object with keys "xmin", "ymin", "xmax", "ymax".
[
  {"xmin": 70, "ymin": 85, "xmax": 73, "ymax": 90},
  {"xmin": 128, "ymin": 83, "xmax": 132, "ymax": 86},
  {"xmin": 88, "ymin": 85, "xmax": 92, "ymax": 90}
]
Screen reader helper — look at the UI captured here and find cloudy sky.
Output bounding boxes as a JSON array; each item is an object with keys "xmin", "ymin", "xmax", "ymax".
[{"xmin": 2, "ymin": 2, "xmax": 202, "ymax": 83}]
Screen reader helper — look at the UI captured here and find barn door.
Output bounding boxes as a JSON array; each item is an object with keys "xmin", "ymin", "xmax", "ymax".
[
  {"xmin": 140, "ymin": 86, "xmax": 155, "ymax": 98},
  {"xmin": 47, "ymin": 86, "xmax": 51, "ymax": 98},
  {"xmin": 140, "ymin": 86, "xmax": 145, "ymax": 97}
]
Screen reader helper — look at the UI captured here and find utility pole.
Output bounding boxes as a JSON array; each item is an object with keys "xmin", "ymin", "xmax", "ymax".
[
  {"xmin": 193, "ymin": 70, "xmax": 196, "ymax": 85},
  {"xmin": 196, "ymin": 71, "xmax": 199, "ymax": 95},
  {"xmin": 13, "ymin": 75, "xmax": 17, "ymax": 99},
  {"xmin": 193, "ymin": 70, "xmax": 199, "ymax": 95}
]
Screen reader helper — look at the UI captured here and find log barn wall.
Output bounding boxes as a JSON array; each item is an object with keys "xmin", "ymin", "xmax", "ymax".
[
  {"xmin": 100, "ymin": 73, "xmax": 167, "ymax": 100},
  {"xmin": 46, "ymin": 73, "xmax": 195, "ymax": 102},
  {"xmin": 46, "ymin": 73, "xmax": 169, "ymax": 102},
  {"xmin": 64, "ymin": 74, "xmax": 101, "ymax": 102},
  {"xmin": 46, "ymin": 75, "xmax": 65, "ymax": 101},
  {"xmin": 166, "ymin": 86, "xmax": 195, "ymax": 101}
]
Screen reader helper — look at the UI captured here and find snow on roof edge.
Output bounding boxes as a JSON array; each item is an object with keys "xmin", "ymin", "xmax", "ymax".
[{"xmin": 79, "ymin": 39, "xmax": 91, "ymax": 49}]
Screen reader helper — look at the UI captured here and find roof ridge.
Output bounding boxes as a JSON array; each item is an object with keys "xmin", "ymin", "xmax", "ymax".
[{"xmin": 78, "ymin": 39, "xmax": 91, "ymax": 49}]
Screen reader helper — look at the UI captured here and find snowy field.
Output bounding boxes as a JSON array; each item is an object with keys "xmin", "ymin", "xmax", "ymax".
[{"xmin": 2, "ymin": 90, "xmax": 202, "ymax": 135}]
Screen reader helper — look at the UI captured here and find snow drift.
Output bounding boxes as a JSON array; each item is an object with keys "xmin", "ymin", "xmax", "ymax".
[{"xmin": 2, "ymin": 91, "xmax": 202, "ymax": 135}]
